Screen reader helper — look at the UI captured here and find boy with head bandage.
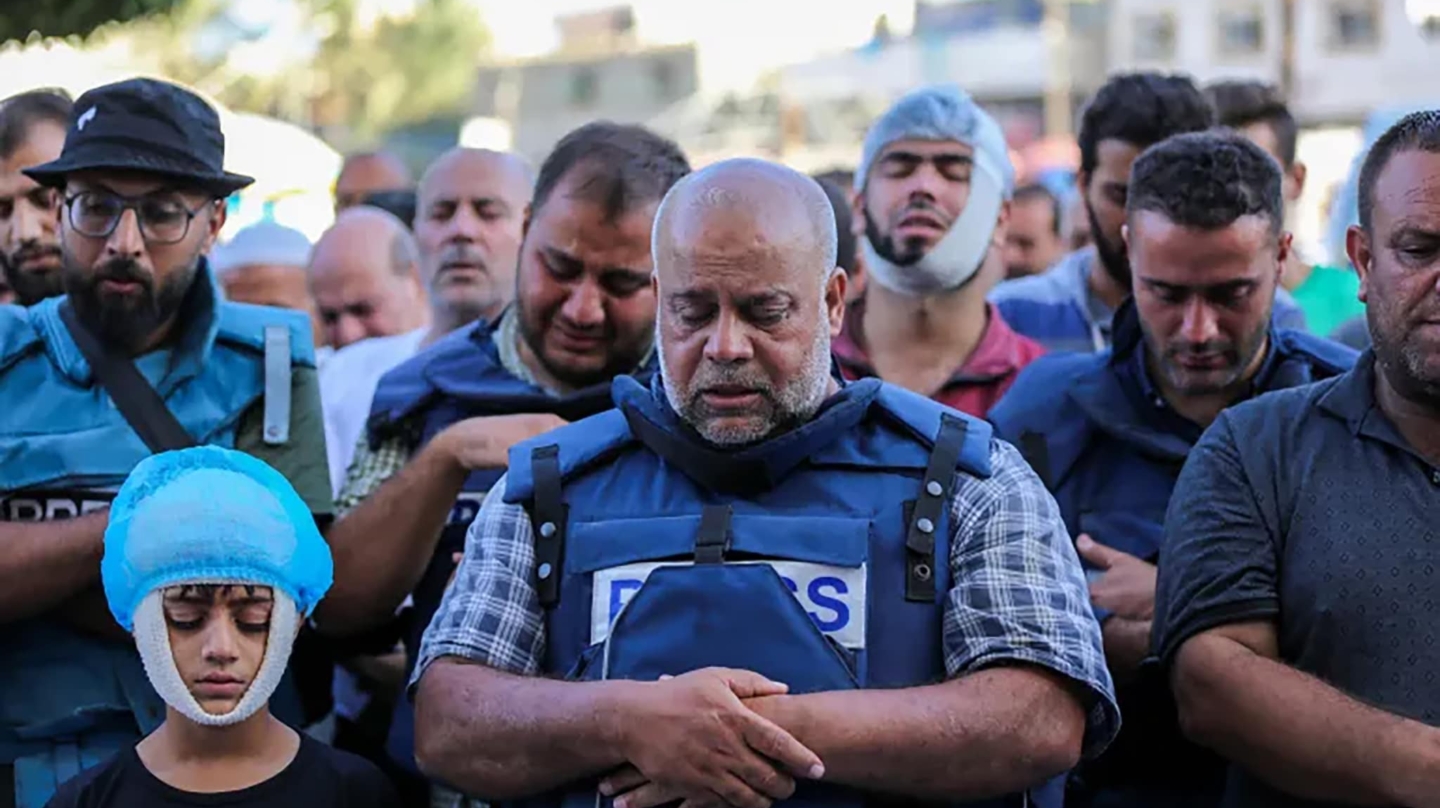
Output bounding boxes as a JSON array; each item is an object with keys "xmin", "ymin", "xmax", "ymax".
[{"xmin": 45, "ymin": 447, "xmax": 397, "ymax": 808}]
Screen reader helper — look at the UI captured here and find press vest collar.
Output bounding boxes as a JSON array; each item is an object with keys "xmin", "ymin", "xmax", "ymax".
[
  {"xmin": 32, "ymin": 260, "xmax": 223, "ymax": 392},
  {"xmin": 614, "ymin": 372, "xmax": 882, "ymax": 496}
]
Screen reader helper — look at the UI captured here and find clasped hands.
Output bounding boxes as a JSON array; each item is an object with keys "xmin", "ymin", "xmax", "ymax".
[{"xmin": 600, "ymin": 668, "xmax": 825, "ymax": 808}]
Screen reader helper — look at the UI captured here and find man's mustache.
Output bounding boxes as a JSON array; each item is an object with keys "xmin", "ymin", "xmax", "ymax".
[
  {"xmin": 94, "ymin": 261, "xmax": 155, "ymax": 291},
  {"xmin": 9, "ymin": 244, "xmax": 62, "ymax": 269}
]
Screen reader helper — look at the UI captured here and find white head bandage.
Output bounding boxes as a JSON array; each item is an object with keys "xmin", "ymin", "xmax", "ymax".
[
  {"xmin": 102, "ymin": 447, "xmax": 333, "ymax": 727},
  {"xmin": 855, "ymin": 85, "xmax": 1016, "ymax": 296}
]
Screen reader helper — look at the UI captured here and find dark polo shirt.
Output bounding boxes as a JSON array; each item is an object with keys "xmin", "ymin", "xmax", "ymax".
[{"xmin": 1153, "ymin": 350, "xmax": 1440, "ymax": 808}]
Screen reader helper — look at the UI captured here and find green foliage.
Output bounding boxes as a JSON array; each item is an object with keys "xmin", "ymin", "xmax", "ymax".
[
  {"xmin": 311, "ymin": 0, "xmax": 489, "ymax": 141},
  {"xmin": 0, "ymin": 0, "xmax": 187, "ymax": 42}
]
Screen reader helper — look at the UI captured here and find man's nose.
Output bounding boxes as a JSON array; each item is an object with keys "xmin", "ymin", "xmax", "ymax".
[
  {"xmin": 105, "ymin": 209, "xmax": 145, "ymax": 258},
  {"xmin": 704, "ymin": 311, "xmax": 754, "ymax": 363},
  {"xmin": 332, "ymin": 314, "xmax": 367, "ymax": 349},
  {"xmin": 13, "ymin": 200, "xmax": 55, "ymax": 244},
  {"xmin": 1179, "ymin": 298, "xmax": 1220, "ymax": 344},
  {"xmin": 559, "ymin": 279, "xmax": 604, "ymax": 327}
]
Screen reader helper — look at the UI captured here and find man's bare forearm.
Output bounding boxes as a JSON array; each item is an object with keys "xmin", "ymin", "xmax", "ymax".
[
  {"xmin": 1174, "ymin": 632, "xmax": 1440, "ymax": 806},
  {"xmin": 750, "ymin": 666, "xmax": 1085, "ymax": 799},
  {"xmin": 0, "ymin": 512, "xmax": 107, "ymax": 623},
  {"xmin": 413, "ymin": 659, "xmax": 633, "ymax": 799},
  {"xmin": 1102, "ymin": 618, "xmax": 1151, "ymax": 683},
  {"xmin": 317, "ymin": 444, "xmax": 465, "ymax": 635}
]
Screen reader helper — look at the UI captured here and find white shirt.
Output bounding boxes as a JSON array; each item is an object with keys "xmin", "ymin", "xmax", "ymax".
[{"xmin": 318, "ymin": 327, "xmax": 429, "ymax": 497}]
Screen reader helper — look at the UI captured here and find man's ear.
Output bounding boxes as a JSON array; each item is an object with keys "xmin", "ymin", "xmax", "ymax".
[
  {"xmin": 849, "ymin": 191, "xmax": 867, "ymax": 238},
  {"xmin": 521, "ymin": 203, "xmax": 533, "ymax": 239},
  {"xmin": 1346, "ymin": 224, "xmax": 1372, "ymax": 303},
  {"xmin": 201, "ymin": 199, "xmax": 228, "ymax": 253},
  {"xmin": 1276, "ymin": 231, "xmax": 1294, "ymax": 283},
  {"xmin": 826, "ymin": 267, "xmax": 847, "ymax": 338}
]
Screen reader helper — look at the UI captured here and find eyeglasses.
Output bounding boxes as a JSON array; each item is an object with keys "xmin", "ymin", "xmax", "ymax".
[{"xmin": 63, "ymin": 191, "xmax": 213, "ymax": 245}]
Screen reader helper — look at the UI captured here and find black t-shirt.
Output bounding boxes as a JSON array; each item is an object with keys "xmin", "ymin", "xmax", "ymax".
[{"xmin": 43, "ymin": 734, "xmax": 399, "ymax": 808}]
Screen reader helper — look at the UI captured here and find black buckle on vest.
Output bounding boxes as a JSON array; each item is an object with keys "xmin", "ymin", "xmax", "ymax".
[
  {"xmin": 530, "ymin": 444, "xmax": 567, "ymax": 608},
  {"xmin": 694, "ymin": 504, "xmax": 732, "ymax": 565},
  {"xmin": 905, "ymin": 415, "xmax": 968, "ymax": 603}
]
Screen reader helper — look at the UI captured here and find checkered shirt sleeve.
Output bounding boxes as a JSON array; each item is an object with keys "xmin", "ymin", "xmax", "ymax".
[
  {"xmin": 335, "ymin": 432, "xmax": 415, "ymax": 517},
  {"xmin": 413, "ymin": 476, "xmax": 545, "ymax": 681},
  {"xmin": 412, "ymin": 441, "xmax": 1120, "ymax": 759},
  {"xmin": 944, "ymin": 438, "xmax": 1120, "ymax": 759}
]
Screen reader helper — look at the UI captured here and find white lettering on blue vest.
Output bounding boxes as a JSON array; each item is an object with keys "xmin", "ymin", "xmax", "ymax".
[
  {"xmin": 0, "ymin": 491, "xmax": 114, "ymax": 522},
  {"xmin": 591, "ymin": 561, "xmax": 867, "ymax": 649}
]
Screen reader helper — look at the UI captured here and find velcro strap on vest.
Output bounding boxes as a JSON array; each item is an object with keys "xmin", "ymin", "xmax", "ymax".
[
  {"xmin": 693, "ymin": 504, "xmax": 732, "ymax": 565},
  {"xmin": 262, "ymin": 326, "xmax": 292, "ymax": 446},
  {"xmin": 906, "ymin": 414, "xmax": 968, "ymax": 602},
  {"xmin": 530, "ymin": 444, "xmax": 567, "ymax": 607}
]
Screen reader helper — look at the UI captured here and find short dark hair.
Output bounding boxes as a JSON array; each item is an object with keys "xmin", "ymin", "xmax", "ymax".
[
  {"xmin": 1206, "ymin": 80, "xmax": 1298, "ymax": 167},
  {"xmin": 0, "ymin": 88, "xmax": 72, "ymax": 161},
  {"xmin": 1127, "ymin": 130, "xmax": 1284, "ymax": 236},
  {"xmin": 1013, "ymin": 183, "xmax": 1061, "ymax": 235},
  {"xmin": 1078, "ymin": 72, "xmax": 1214, "ymax": 175},
  {"xmin": 532, "ymin": 122, "xmax": 691, "ymax": 223},
  {"xmin": 811, "ymin": 175, "xmax": 857, "ymax": 272},
  {"xmin": 1358, "ymin": 110, "xmax": 1440, "ymax": 234}
]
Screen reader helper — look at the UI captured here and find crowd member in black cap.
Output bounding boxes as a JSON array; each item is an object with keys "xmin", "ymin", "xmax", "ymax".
[{"xmin": 0, "ymin": 77, "xmax": 334, "ymax": 808}]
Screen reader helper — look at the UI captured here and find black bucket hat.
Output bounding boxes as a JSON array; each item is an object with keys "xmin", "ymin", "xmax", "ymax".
[{"xmin": 24, "ymin": 77, "xmax": 254, "ymax": 197}]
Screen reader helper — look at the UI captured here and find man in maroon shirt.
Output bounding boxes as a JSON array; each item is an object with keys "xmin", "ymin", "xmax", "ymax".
[{"xmin": 835, "ymin": 84, "xmax": 1044, "ymax": 418}]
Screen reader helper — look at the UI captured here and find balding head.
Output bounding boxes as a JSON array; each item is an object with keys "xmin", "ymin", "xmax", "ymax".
[
  {"xmin": 309, "ymin": 206, "xmax": 429, "ymax": 348},
  {"xmin": 336, "ymin": 151, "xmax": 412, "ymax": 213},
  {"xmin": 652, "ymin": 158, "xmax": 846, "ymax": 447},
  {"xmin": 414, "ymin": 148, "xmax": 534, "ymax": 331}
]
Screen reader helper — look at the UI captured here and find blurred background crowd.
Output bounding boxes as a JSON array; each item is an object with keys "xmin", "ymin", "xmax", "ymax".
[{"xmin": 1, "ymin": 0, "xmax": 1435, "ymax": 278}]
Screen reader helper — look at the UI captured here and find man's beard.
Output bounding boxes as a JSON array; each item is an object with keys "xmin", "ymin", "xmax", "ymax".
[
  {"xmin": 1146, "ymin": 315, "xmax": 1270, "ymax": 399},
  {"xmin": 516, "ymin": 297, "xmax": 647, "ymax": 392},
  {"xmin": 1369, "ymin": 304, "xmax": 1440, "ymax": 408},
  {"xmin": 64, "ymin": 252, "xmax": 199, "ymax": 354},
  {"xmin": 1085, "ymin": 198, "xmax": 1132, "ymax": 291},
  {"xmin": 660, "ymin": 308, "xmax": 832, "ymax": 447},
  {"xmin": 3, "ymin": 244, "xmax": 66, "ymax": 306}
]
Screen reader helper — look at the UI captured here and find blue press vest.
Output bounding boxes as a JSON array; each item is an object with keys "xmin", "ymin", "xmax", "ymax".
[
  {"xmin": 988, "ymin": 301, "xmax": 1356, "ymax": 808},
  {"xmin": 498, "ymin": 373, "xmax": 1059, "ymax": 808},
  {"xmin": 367, "ymin": 316, "xmax": 654, "ymax": 777},
  {"xmin": 0, "ymin": 269, "xmax": 315, "ymax": 808}
]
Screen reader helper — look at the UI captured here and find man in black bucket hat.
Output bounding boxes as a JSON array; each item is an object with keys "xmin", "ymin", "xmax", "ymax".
[{"xmin": 0, "ymin": 78, "xmax": 336, "ymax": 808}]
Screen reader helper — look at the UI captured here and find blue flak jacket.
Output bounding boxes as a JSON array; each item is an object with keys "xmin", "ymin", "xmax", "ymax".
[
  {"xmin": 366, "ymin": 313, "xmax": 655, "ymax": 777},
  {"xmin": 0, "ymin": 265, "xmax": 316, "ymax": 808},
  {"xmin": 988, "ymin": 299, "xmax": 1356, "ymax": 808},
  {"xmin": 499, "ymin": 373, "xmax": 1059, "ymax": 808}
]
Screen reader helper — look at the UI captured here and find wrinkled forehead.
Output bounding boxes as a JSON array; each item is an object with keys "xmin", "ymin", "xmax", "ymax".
[
  {"xmin": 1371, "ymin": 150, "xmax": 1440, "ymax": 232},
  {"xmin": 661, "ymin": 205, "xmax": 821, "ymax": 289}
]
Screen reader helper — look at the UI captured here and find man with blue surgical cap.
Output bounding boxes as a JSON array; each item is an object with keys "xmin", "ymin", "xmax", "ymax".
[
  {"xmin": 832, "ymin": 85, "xmax": 1046, "ymax": 418},
  {"xmin": 45, "ymin": 447, "xmax": 396, "ymax": 808}
]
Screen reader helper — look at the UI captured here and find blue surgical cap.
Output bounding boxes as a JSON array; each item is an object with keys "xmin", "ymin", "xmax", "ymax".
[
  {"xmin": 101, "ymin": 446, "xmax": 333, "ymax": 631},
  {"xmin": 855, "ymin": 84, "xmax": 1016, "ymax": 198}
]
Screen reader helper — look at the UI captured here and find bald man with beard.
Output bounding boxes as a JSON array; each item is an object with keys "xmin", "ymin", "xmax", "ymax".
[{"xmin": 409, "ymin": 158, "xmax": 1117, "ymax": 808}]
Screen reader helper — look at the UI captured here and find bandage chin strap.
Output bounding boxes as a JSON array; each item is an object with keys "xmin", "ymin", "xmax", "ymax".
[
  {"xmin": 863, "ymin": 151, "xmax": 1007, "ymax": 297},
  {"xmin": 133, "ymin": 588, "xmax": 300, "ymax": 727}
]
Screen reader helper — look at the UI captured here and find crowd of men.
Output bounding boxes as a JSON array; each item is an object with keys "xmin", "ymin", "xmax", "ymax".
[{"xmin": 0, "ymin": 64, "xmax": 1435, "ymax": 808}]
